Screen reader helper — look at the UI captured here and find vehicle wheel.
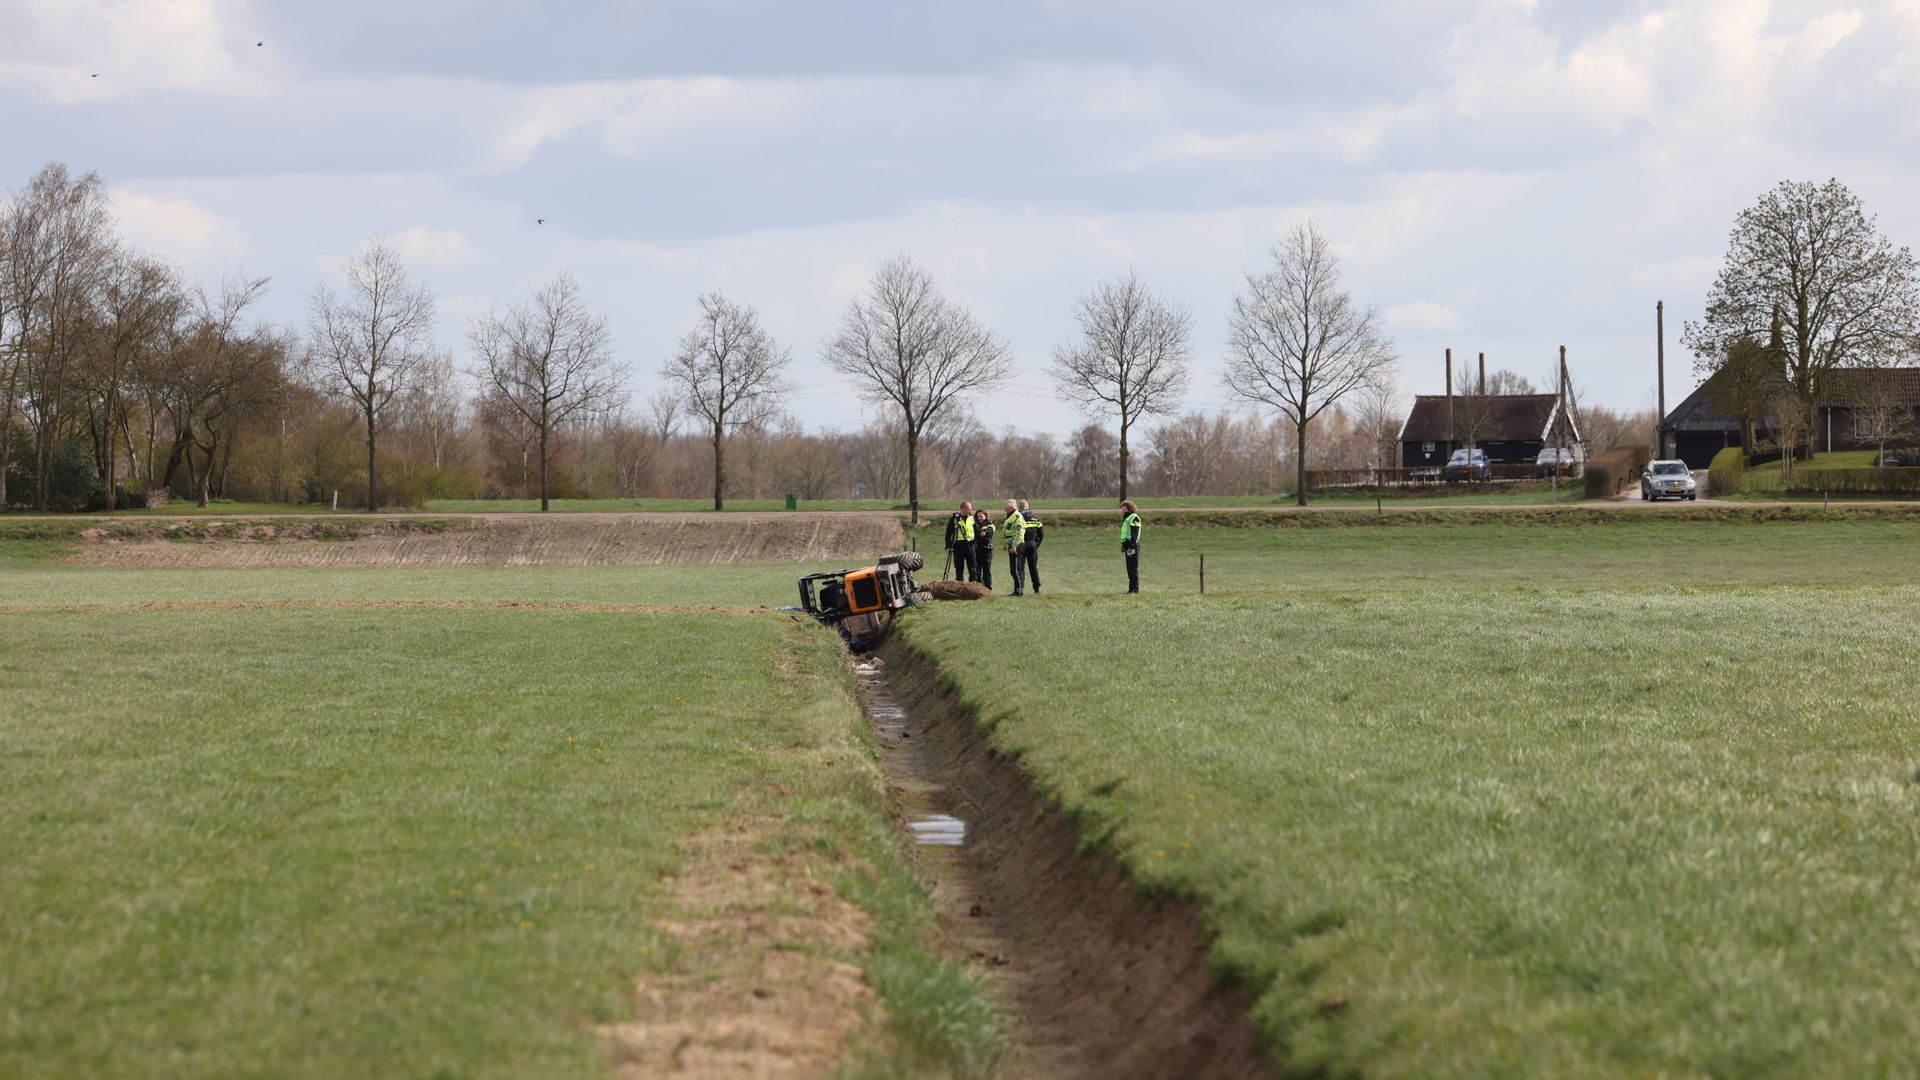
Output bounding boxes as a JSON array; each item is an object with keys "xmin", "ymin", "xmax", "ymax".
[
  {"xmin": 903, "ymin": 590, "xmax": 933, "ymax": 607},
  {"xmin": 880, "ymin": 551, "xmax": 925, "ymax": 572},
  {"xmin": 1687, "ymin": 493, "xmax": 1697, "ymax": 501}
]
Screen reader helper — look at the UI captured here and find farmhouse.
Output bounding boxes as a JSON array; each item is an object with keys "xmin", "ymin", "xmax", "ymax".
[
  {"xmin": 1397, "ymin": 393, "xmax": 1579, "ymax": 468},
  {"xmin": 1661, "ymin": 366, "xmax": 1920, "ymax": 468}
]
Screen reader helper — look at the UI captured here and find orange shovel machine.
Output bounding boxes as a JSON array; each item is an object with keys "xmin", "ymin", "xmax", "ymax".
[{"xmin": 797, "ymin": 551, "xmax": 930, "ymax": 653}]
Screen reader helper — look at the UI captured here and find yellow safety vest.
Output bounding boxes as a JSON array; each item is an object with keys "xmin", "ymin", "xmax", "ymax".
[{"xmin": 956, "ymin": 514, "xmax": 975, "ymax": 542}]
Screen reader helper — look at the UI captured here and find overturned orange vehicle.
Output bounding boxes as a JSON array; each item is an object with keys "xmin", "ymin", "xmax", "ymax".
[{"xmin": 797, "ymin": 551, "xmax": 930, "ymax": 652}]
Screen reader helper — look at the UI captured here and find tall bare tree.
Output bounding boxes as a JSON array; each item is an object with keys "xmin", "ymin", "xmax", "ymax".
[
  {"xmin": 80, "ymin": 250, "xmax": 182, "ymax": 507},
  {"xmin": 173, "ymin": 277, "xmax": 276, "ymax": 506},
  {"xmin": 9, "ymin": 164, "xmax": 114, "ymax": 509},
  {"xmin": 822, "ymin": 254, "xmax": 1012, "ymax": 524},
  {"xmin": 308, "ymin": 235, "xmax": 436, "ymax": 511},
  {"xmin": 1684, "ymin": 179, "xmax": 1920, "ymax": 455},
  {"xmin": 659, "ymin": 292, "xmax": 790, "ymax": 511},
  {"xmin": 399, "ymin": 349, "xmax": 465, "ymax": 471},
  {"xmin": 1448, "ymin": 368, "xmax": 1496, "ymax": 479},
  {"xmin": 1353, "ymin": 375, "xmax": 1406, "ymax": 472},
  {"xmin": 1046, "ymin": 270, "xmax": 1191, "ymax": 501},
  {"xmin": 1223, "ymin": 221, "xmax": 1398, "ymax": 505},
  {"xmin": 471, "ymin": 273, "xmax": 625, "ymax": 512}
]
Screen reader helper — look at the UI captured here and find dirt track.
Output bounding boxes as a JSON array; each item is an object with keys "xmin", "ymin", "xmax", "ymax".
[{"xmin": 60, "ymin": 513, "xmax": 905, "ymax": 568}]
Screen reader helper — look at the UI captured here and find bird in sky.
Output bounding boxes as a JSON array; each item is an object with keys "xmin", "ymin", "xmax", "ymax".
[
  {"xmin": 257, "ymin": 41, "xmax": 264, "ymax": 47},
  {"xmin": 537, "ymin": 218, "xmax": 546, "ymax": 225},
  {"xmin": 91, "ymin": 73, "xmax": 99, "ymax": 78}
]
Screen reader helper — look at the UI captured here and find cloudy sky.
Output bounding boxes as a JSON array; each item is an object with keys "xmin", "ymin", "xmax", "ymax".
[{"xmin": 4, "ymin": 0, "xmax": 1916, "ymax": 435}]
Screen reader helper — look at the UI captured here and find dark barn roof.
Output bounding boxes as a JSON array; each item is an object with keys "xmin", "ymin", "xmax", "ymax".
[
  {"xmin": 1398, "ymin": 393, "xmax": 1567, "ymax": 443},
  {"xmin": 1663, "ymin": 366, "xmax": 1920, "ymax": 432}
]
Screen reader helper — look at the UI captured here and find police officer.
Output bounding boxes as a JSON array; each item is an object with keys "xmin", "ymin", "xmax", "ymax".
[
  {"xmin": 946, "ymin": 501, "xmax": 975, "ymax": 581},
  {"xmin": 1001, "ymin": 499, "xmax": 1028, "ymax": 596},
  {"xmin": 1119, "ymin": 499, "xmax": 1142, "ymax": 593},
  {"xmin": 973, "ymin": 509, "xmax": 995, "ymax": 590},
  {"xmin": 1018, "ymin": 499, "xmax": 1043, "ymax": 594}
]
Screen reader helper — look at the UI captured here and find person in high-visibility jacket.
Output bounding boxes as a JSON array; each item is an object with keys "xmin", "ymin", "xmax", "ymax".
[
  {"xmin": 1120, "ymin": 499, "xmax": 1142, "ymax": 593},
  {"xmin": 946, "ymin": 501, "xmax": 975, "ymax": 581},
  {"xmin": 1018, "ymin": 499, "xmax": 1043, "ymax": 594},
  {"xmin": 1000, "ymin": 499, "xmax": 1028, "ymax": 596},
  {"xmin": 972, "ymin": 510, "xmax": 996, "ymax": 590}
]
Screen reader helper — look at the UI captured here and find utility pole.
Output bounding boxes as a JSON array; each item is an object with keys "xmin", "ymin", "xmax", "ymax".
[
  {"xmin": 1554, "ymin": 345, "xmax": 1568, "ymax": 503},
  {"xmin": 1445, "ymin": 348, "xmax": 1455, "ymax": 458},
  {"xmin": 1656, "ymin": 301, "xmax": 1667, "ymax": 458},
  {"xmin": 1478, "ymin": 352, "xmax": 1486, "ymax": 396}
]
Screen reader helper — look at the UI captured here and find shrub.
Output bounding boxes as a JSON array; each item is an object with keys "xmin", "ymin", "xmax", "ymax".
[
  {"xmin": 1747, "ymin": 467, "xmax": 1920, "ymax": 497},
  {"xmin": 1708, "ymin": 447, "xmax": 1745, "ymax": 497},
  {"xmin": 1583, "ymin": 445, "xmax": 1651, "ymax": 498}
]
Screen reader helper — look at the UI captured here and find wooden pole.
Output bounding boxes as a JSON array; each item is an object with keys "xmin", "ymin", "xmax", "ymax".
[
  {"xmin": 1478, "ymin": 352, "xmax": 1486, "ymax": 396},
  {"xmin": 1656, "ymin": 301, "xmax": 1667, "ymax": 458},
  {"xmin": 1445, "ymin": 348, "xmax": 1454, "ymax": 456},
  {"xmin": 1199, "ymin": 553, "xmax": 1206, "ymax": 594}
]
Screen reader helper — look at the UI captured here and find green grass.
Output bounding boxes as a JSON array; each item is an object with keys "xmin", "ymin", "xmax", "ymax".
[
  {"xmin": 899, "ymin": 546, "xmax": 1920, "ymax": 1075},
  {"xmin": 6, "ymin": 514, "xmax": 1920, "ymax": 613},
  {"xmin": 0, "ymin": 600, "xmax": 999, "ymax": 1078}
]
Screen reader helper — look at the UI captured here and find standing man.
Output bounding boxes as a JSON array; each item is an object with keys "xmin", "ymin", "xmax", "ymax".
[
  {"xmin": 973, "ymin": 509, "xmax": 996, "ymax": 590},
  {"xmin": 1018, "ymin": 499, "xmax": 1043, "ymax": 594},
  {"xmin": 947, "ymin": 501, "xmax": 975, "ymax": 582},
  {"xmin": 1120, "ymin": 499, "xmax": 1142, "ymax": 594},
  {"xmin": 1001, "ymin": 499, "xmax": 1028, "ymax": 596}
]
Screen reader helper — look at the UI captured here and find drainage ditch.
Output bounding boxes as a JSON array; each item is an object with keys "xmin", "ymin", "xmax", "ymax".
[{"xmin": 854, "ymin": 641, "xmax": 1270, "ymax": 1079}]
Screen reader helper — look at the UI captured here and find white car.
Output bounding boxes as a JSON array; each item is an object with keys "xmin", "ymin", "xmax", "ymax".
[{"xmin": 1641, "ymin": 460, "xmax": 1697, "ymax": 501}]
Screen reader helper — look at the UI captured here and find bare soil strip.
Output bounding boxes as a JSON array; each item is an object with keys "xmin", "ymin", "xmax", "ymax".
[
  {"xmin": 862, "ymin": 641, "xmax": 1270, "ymax": 1079},
  {"xmin": 59, "ymin": 513, "xmax": 904, "ymax": 568},
  {"xmin": 0, "ymin": 599, "xmax": 767, "ymax": 616},
  {"xmin": 599, "ymin": 811, "xmax": 878, "ymax": 1078}
]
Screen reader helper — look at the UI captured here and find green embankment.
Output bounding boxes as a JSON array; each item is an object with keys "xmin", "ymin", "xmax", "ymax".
[{"xmin": 899, "ymin": 527, "xmax": 1920, "ymax": 1076}]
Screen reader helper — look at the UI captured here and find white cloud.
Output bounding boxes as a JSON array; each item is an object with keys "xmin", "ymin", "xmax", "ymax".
[
  {"xmin": 390, "ymin": 226, "xmax": 478, "ymax": 268},
  {"xmin": 0, "ymin": 0, "xmax": 265, "ymax": 104},
  {"xmin": 112, "ymin": 190, "xmax": 242, "ymax": 261},
  {"xmin": 1387, "ymin": 301, "xmax": 1466, "ymax": 331}
]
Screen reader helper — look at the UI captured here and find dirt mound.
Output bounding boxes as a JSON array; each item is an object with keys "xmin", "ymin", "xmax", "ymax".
[
  {"xmin": 866, "ymin": 642, "xmax": 1270, "ymax": 1078},
  {"xmin": 922, "ymin": 580, "xmax": 993, "ymax": 601},
  {"xmin": 61, "ymin": 513, "xmax": 905, "ymax": 568}
]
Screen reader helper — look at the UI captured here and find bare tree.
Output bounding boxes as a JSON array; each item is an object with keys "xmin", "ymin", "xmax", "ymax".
[
  {"xmin": 398, "ymin": 349, "xmax": 465, "ymax": 471},
  {"xmin": 1046, "ymin": 270, "xmax": 1191, "ymax": 501},
  {"xmin": 308, "ymin": 235, "xmax": 436, "ymax": 511},
  {"xmin": 1684, "ymin": 179, "xmax": 1920, "ymax": 457},
  {"xmin": 1768, "ymin": 393, "xmax": 1814, "ymax": 482},
  {"xmin": 1484, "ymin": 369, "xmax": 1536, "ymax": 395},
  {"xmin": 823, "ymin": 254, "xmax": 1012, "ymax": 524},
  {"xmin": 1223, "ymin": 222, "xmax": 1398, "ymax": 505},
  {"xmin": 10, "ymin": 163, "xmax": 114, "ymax": 509},
  {"xmin": 471, "ymin": 273, "xmax": 626, "ymax": 511},
  {"xmin": 172, "ymin": 277, "xmax": 276, "ymax": 506},
  {"xmin": 1449, "ymin": 368, "xmax": 1497, "ymax": 476},
  {"xmin": 1353, "ymin": 375, "xmax": 1407, "ymax": 473},
  {"xmin": 80, "ymin": 250, "xmax": 182, "ymax": 506},
  {"xmin": 1843, "ymin": 369, "xmax": 1912, "ymax": 464},
  {"xmin": 659, "ymin": 292, "xmax": 790, "ymax": 510}
]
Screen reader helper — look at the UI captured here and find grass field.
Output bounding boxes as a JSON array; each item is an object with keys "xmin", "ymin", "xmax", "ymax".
[
  {"xmin": 899, "ymin": 535, "xmax": 1920, "ymax": 1075},
  {"xmin": 9, "ymin": 512, "xmax": 1920, "ymax": 1075},
  {"xmin": 0, "ymin": 583, "xmax": 999, "ymax": 1077}
]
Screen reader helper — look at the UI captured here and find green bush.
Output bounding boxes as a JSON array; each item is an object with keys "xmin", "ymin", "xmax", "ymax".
[
  {"xmin": 1742, "ymin": 466, "xmax": 1920, "ymax": 497},
  {"xmin": 1583, "ymin": 444, "xmax": 1651, "ymax": 498},
  {"xmin": 1708, "ymin": 447, "xmax": 1745, "ymax": 497}
]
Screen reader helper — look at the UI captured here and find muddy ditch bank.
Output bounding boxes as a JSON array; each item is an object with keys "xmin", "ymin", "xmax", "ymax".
[
  {"xmin": 857, "ymin": 640, "xmax": 1269, "ymax": 1079},
  {"xmin": 50, "ymin": 514, "xmax": 906, "ymax": 568}
]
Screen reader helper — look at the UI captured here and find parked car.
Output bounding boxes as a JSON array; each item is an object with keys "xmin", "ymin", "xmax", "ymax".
[
  {"xmin": 1534, "ymin": 447, "xmax": 1581, "ymax": 478},
  {"xmin": 1641, "ymin": 459, "xmax": 1697, "ymax": 501},
  {"xmin": 1442, "ymin": 448, "xmax": 1492, "ymax": 481}
]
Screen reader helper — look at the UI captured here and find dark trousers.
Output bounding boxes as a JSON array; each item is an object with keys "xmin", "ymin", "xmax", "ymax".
[
  {"xmin": 1020, "ymin": 543, "xmax": 1041, "ymax": 592},
  {"xmin": 951, "ymin": 544, "xmax": 973, "ymax": 582},
  {"xmin": 1006, "ymin": 547, "xmax": 1026, "ymax": 594},
  {"xmin": 1124, "ymin": 546, "xmax": 1139, "ymax": 593},
  {"xmin": 975, "ymin": 545, "xmax": 993, "ymax": 589}
]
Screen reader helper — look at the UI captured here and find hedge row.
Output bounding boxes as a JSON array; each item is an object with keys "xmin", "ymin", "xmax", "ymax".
[
  {"xmin": 1743, "ymin": 467, "xmax": 1920, "ymax": 496},
  {"xmin": 1583, "ymin": 445, "xmax": 1652, "ymax": 498},
  {"xmin": 1708, "ymin": 447, "xmax": 1745, "ymax": 498}
]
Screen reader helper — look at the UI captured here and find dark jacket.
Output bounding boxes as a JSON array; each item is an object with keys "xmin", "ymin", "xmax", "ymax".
[{"xmin": 1021, "ymin": 509, "xmax": 1044, "ymax": 546}]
